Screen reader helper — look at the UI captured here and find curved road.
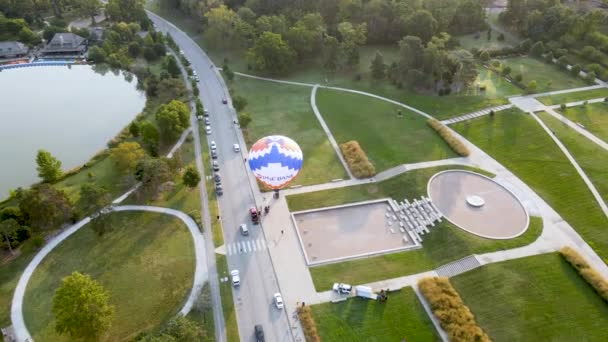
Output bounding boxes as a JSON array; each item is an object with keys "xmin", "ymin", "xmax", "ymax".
[
  {"xmin": 148, "ymin": 11, "xmax": 293, "ymax": 342},
  {"xmin": 11, "ymin": 205, "xmax": 207, "ymax": 342}
]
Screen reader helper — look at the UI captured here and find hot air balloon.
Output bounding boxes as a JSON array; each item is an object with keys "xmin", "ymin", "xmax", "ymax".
[{"xmin": 248, "ymin": 135, "xmax": 303, "ymax": 190}]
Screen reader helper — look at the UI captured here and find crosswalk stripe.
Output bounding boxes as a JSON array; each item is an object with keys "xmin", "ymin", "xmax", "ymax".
[
  {"xmin": 238, "ymin": 242, "xmax": 244, "ymax": 253},
  {"xmin": 227, "ymin": 244, "xmax": 233, "ymax": 255},
  {"xmin": 247, "ymin": 240, "xmax": 252, "ymax": 252},
  {"xmin": 260, "ymin": 239, "xmax": 266, "ymax": 249},
  {"xmin": 251, "ymin": 240, "xmax": 258, "ymax": 251}
]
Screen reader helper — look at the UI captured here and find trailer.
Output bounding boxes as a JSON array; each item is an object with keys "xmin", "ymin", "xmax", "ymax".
[{"xmin": 355, "ymin": 285, "xmax": 377, "ymax": 300}]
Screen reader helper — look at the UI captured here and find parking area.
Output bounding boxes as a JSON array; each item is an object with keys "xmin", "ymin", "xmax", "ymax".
[{"xmin": 291, "ymin": 199, "xmax": 418, "ymax": 265}]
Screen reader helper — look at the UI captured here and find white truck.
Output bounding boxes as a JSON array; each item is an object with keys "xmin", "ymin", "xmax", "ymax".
[{"xmin": 355, "ymin": 285, "xmax": 377, "ymax": 300}]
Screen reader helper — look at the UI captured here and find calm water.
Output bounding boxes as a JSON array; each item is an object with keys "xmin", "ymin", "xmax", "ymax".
[{"xmin": 0, "ymin": 65, "xmax": 145, "ymax": 198}]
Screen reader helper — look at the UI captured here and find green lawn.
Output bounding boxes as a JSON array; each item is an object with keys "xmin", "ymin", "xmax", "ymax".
[
  {"xmin": 0, "ymin": 241, "xmax": 38, "ymax": 327},
  {"xmin": 538, "ymin": 112, "xmax": 608, "ymax": 203},
  {"xmin": 471, "ymin": 66, "xmax": 522, "ymax": 98},
  {"xmin": 23, "ymin": 212, "xmax": 195, "ymax": 341},
  {"xmin": 316, "ymin": 88, "xmax": 457, "ymax": 171},
  {"xmin": 216, "ymin": 254, "xmax": 239, "ymax": 342},
  {"xmin": 311, "ymin": 287, "xmax": 439, "ymax": 342},
  {"xmin": 456, "ymin": 33, "xmax": 513, "ymax": 51},
  {"xmin": 451, "ymin": 253, "xmax": 608, "ymax": 341},
  {"xmin": 536, "ymin": 88, "xmax": 608, "ymax": 105},
  {"xmin": 232, "ymin": 76, "xmax": 347, "ymax": 185},
  {"xmin": 453, "ymin": 109, "xmax": 608, "ymax": 262},
  {"xmin": 557, "ymin": 102, "xmax": 608, "ymax": 142},
  {"xmin": 500, "ymin": 57, "xmax": 588, "ymax": 93},
  {"xmin": 286, "ymin": 165, "xmax": 542, "ymax": 291}
]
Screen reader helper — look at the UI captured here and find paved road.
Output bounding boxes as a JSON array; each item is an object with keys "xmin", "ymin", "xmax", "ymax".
[{"xmin": 148, "ymin": 11, "xmax": 292, "ymax": 342}]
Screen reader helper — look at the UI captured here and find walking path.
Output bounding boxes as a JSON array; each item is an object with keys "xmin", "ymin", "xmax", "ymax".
[
  {"xmin": 310, "ymin": 85, "xmax": 353, "ymax": 179},
  {"xmin": 442, "ymin": 104, "xmax": 513, "ymax": 125},
  {"xmin": 167, "ymin": 127, "xmax": 193, "ymax": 158},
  {"xmin": 530, "ymin": 112, "xmax": 608, "ymax": 217},
  {"xmin": 11, "ymin": 205, "xmax": 207, "ymax": 342},
  {"xmin": 543, "ymin": 107, "xmax": 608, "ymax": 151},
  {"xmin": 530, "ymin": 84, "xmax": 605, "ymax": 99}
]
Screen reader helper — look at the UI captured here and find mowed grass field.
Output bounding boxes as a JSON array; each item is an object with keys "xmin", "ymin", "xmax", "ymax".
[
  {"xmin": 557, "ymin": 102, "xmax": 608, "ymax": 142},
  {"xmin": 287, "ymin": 165, "xmax": 542, "ymax": 291},
  {"xmin": 469, "ymin": 66, "xmax": 521, "ymax": 98},
  {"xmin": 315, "ymin": 88, "xmax": 457, "ymax": 171},
  {"xmin": 538, "ymin": 112, "xmax": 608, "ymax": 202},
  {"xmin": 453, "ymin": 109, "xmax": 608, "ymax": 262},
  {"xmin": 500, "ymin": 57, "xmax": 588, "ymax": 93},
  {"xmin": 536, "ymin": 88, "xmax": 608, "ymax": 105},
  {"xmin": 311, "ymin": 287, "xmax": 439, "ymax": 342},
  {"xmin": 451, "ymin": 253, "xmax": 608, "ymax": 341},
  {"xmin": 23, "ymin": 212, "xmax": 195, "ymax": 341},
  {"xmin": 232, "ymin": 76, "xmax": 347, "ymax": 185}
]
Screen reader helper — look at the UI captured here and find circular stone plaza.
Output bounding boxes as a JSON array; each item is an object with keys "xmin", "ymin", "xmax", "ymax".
[{"xmin": 427, "ymin": 170, "xmax": 529, "ymax": 239}]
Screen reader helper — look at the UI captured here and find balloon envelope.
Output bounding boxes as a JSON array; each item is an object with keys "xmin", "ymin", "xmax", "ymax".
[{"xmin": 248, "ymin": 135, "xmax": 303, "ymax": 189}]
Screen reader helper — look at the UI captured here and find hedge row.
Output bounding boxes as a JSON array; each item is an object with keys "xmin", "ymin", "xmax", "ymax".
[
  {"xmin": 427, "ymin": 120, "xmax": 470, "ymax": 157},
  {"xmin": 340, "ymin": 140, "xmax": 376, "ymax": 178},
  {"xmin": 297, "ymin": 306, "xmax": 320, "ymax": 342},
  {"xmin": 560, "ymin": 247, "xmax": 608, "ymax": 302},
  {"xmin": 419, "ymin": 277, "xmax": 491, "ymax": 342}
]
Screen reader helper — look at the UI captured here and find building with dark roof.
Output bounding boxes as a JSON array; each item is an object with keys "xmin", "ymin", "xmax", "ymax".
[
  {"xmin": 0, "ymin": 41, "xmax": 29, "ymax": 59},
  {"xmin": 41, "ymin": 33, "xmax": 88, "ymax": 56}
]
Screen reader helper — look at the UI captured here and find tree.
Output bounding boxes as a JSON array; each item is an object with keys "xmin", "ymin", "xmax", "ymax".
[
  {"xmin": 53, "ymin": 272, "xmax": 114, "ymax": 340},
  {"xmin": 519, "ymin": 38, "xmax": 533, "ymax": 53},
  {"xmin": 110, "ymin": 141, "xmax": 146, "ymax": 174},
  {"xmin": 129, "ymin": 121, "xmax": 140, "ymax": 137},
  {"xmin": 183, "ymin": 166, "xmax": 201, "ymax": 188},
  {"xmin": 530, "ymin": 41, "xmax": 545, "ymax": 57},
  {"xmin": 140, "ymin": 121, "xmax": 160, "ymax": 154},
  {"xmin": 585, "ymin": 71, "xmax": 597, "ymax": 84},
  {"xmin": 323, "ymin": 35, "xmax": 340, "ymax": 72},
  {"xmin": 135, "ymin": 157, "xmax": 172, "ymax": 197},
  {"xmin": 19, "ymin": 184, "xmax": 73, "ymax": 231},
  {"xmin": 255, "ymin": 15, "xmax": 288, "ymax": 36},
  {"xmin": 479, "ymin": 50, "xmax": 490, "ymax": 62},
  {"xmin": 163, "ymin": 316, "xmax": 206, "ymax": 341},
  {"xmin": 156, "ymin": 100, "xmax": 190, "ymax": 143},
  {"xmin": 106, "ymin": 0, "xmax": 147, "ymax": 25},
  {"xmin": 238, "ymin": 112, "xmax": 252, "ymax": 128},
  {"xmin": 75, "ymin": 0, "xmax": 101, "ymax": 24},
  {"xmin": 204, "ymin": 5, "xmax": 238, "ymax": 48},
  {"xmin": 452, "ymin": 50, "xmax": 479, "ymax": 91},
  {"xmin": 36, "ymin": 150, "xmax": 63, "ymax": 183},
  {"xmin": 0, "ymin": 219, "xmax": 19, "ymax": 255},
  {"xmin": 78, "ymin": 183, "xmax": 111, "ymax": 214},
  {"xmin": 128, "ymin": 41, "xmax": 142, "ymax": 57},
  {"xmin": 487, "ymin": 28, "xmax": 492, "ymax": 41},
  {"xmin": 247, "ymin": 31, "xmax": 295, "ymax": 75},
  {"xmin": 285, "ymin": 13, "xmax": 326, "ymax": 60},
  {"xmin": 404, "ymin": 10, "xmax": 437, "ymax": 43},
  {"xmin": 497, "ymin": 33, "xmax": 505, "ymax": 41},
  {"xmin": 337, "ymin": 21, "xmax": 367, "ymax": 69},
  {"xmin": 571, "ymin": 64, "xmax": 582, "ymax": 76},
  {"xmin": 370, "ymin": 50, "xmax": 386, "ymax": 80},
  {"xmin": 502, "ymin": 66, "xmax": 512, "ymax": 76},
  {"xmin": 233, "ymin": 95, "xmax": 248, "ymax": 112},
  {"xmin": 527, "ymin": 80, "xmax": 538, "ymax": 93},
  {"xmin": 165, "ymin": 55, "xmax": 180, "ymax": 78}
]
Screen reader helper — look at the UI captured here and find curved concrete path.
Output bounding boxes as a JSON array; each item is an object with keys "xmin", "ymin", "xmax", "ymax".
[{"xmin": 11, "ymin": 205, "xmax": 207, "ymax": 342}]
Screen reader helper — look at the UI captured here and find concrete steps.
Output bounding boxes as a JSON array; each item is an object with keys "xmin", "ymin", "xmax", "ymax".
[{"xmin": 435, "ymin": 255, "xmax": 482, "ymax": 277}]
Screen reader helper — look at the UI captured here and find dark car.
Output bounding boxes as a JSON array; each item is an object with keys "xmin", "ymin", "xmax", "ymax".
[
  {"xmin": 212, "ymin": 160, "xmax": 219, "ymax": 171},
  {"xmin": 222, "ymin": 98, "xmax": 228, "ymax": 104},
  {"xmin": 254, "ymin": 325, "xmax": 264, "ymax": 342},
  {"xmin": 216, "ymin": 185, "xmax": 223, "ymax": 196},
  {"xmin": 214, "ymin": 173, "xmax": 221, "ymax": 183},
  {"xmin": 211, "ymin": 150, "xmax": 218, "ymax": 159}
]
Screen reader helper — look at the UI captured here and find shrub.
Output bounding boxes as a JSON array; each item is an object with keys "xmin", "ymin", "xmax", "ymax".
[
  {"xmin": 560, "ymin": 247, "xmax": 608, "ymax": 302},
  {"xmin": 526, "ymin": 80, "xmax": 538, "ymax": 94},
  {"xmin": 427, "ymin": 120, "xmax": 470, "ymax": 157},
  {"xmin": 419, "ymin": 277, "xmax": 491, "ymax": 342},
  {"xmin": 340, "ymin": 141, "xmax": 376, "ymax": 178},
  {"xmin": 31, "ymin": 235, "xmax": 44, "ymax": 249},
  {"xmin": 560, "ymin": 104, "xmax": 567, "ymax": 111},
  {"xmin": 501, "ymin": 65, "xmax": 511, "ymax": 76},
  {"xmin": 514, "ymin": 73, "xmax": 523, "ymax": 82},
  {"xmin": 497, "ymin": 33, "xmax": 505, "ymax": 41},
  {"xmin": 297, "ymin": 306, "xmax": 320, "ymax": 342},
  {"xmin": 585, "ymin": 71, "xmax": 597, "ymax": 84},
  {"xmin": 479, "ymin": 50, "xmax": 490, "ymax": 62},
  {"xmin": 570, "ymin": 64, "xmax": 582, "ymax": 76}
]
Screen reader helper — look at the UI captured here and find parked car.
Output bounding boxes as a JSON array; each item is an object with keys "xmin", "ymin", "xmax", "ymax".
[
  {"xmin": 211, "ymin": 150, "xmax": 218, "ymax": 159},
  {"xmin": 233, "ymin": 143, "xmax": 240, "ymax": 152},
  {"xmin": 273, "ymin": 293, "xmax": 284, "ymax": 309},
  {"xmin": 214, "ymin": 173, "xmax": 221, "ymax": 183},
  {"xmin": 210, "ymin": 141, "xmax": 217, "ymax": 150},
  {"xmin": 197, "ymin": 115, "xmax": 203, "ymax": 121},
  {"xmin": 205, "ymin": 125, "xmax": 212, "ymax": 134},
  {"xmin": 216, "ymin": 185, "xmax": 223, "ymax": 196},
  {"xmin": 254, "ymin": 325, "xmax": 265, "ymax": 342},
  {"xmin": 203, "ymin": 109, "xmax": 209, "ymax": 117},
  {"xmin": 239, "ymin": 224, "xmax": 249, "ymax": 236},
  {"xmin": 204, "ymin": 117, "xmax": 210, "ymax": 125},
  {"xmin": 231, "ymin": 270, "xmax": 240, "ymax": 287},
  {"xmin": 333, "ymin": 283, "xmax": 352, "ymax": 295},
  {"xmin": 222, "ymin": 98, "xmax": 228, "ymax": 104},
  {"xmin": 212, "ymin": 160, "xmax": 219, "ymax": 171}
]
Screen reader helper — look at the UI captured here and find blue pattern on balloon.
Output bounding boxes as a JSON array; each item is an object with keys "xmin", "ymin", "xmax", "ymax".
[{"xmin": 249, "ymin": 144, "xmax": 303, "ymax": 171}]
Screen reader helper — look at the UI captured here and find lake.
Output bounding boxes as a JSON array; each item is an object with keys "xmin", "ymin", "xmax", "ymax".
[{"xmin": 0, "ymin": 65, "xmax": 145, "ymax": 198}]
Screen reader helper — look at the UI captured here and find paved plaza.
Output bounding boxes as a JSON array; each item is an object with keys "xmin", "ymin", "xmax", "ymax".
[
  {"xmin": 428, "ymin": 170, "xmax": 529, "ymax": 239},
  {"xmin": 292, "ymin": 199, "xmax": 417, "ymax": 265}
]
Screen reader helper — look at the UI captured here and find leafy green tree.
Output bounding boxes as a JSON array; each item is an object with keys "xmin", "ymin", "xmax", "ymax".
[
  {"xmin": 36, "ymin": 149, "xmax": 62, "ymax": 183},
  {"xmin": 238, "ymin": 112, "xmax": 252, "ymax": 128},
  {"xmin": 157, "ymin": 78, "xmax": 188, "ymax": 103},
  {"xmin": 323, "ymin": 35, "xmax": 340, "ymax": 72},
  {"xmin": 163, "ymin": 316, "xmax": 206, "ymax": 341},
  {"xmin": 222, "ymin": 63, "xmax": 235, "ymax": 81},
  {"xmin": 106, "ymin": 0, "xmax": 147, "ymax": 25},
  {"xmin": 165, "ymin": 55, "xmax": 181, "ymax": 78},
  {"xmin": 19, "ymin": 184, "xmax": 73, "ymax": 231},
  {"xmin": 204, "ymin": 5, "xmax": 239, "ymax": 47},
  {"xmin": 140, "ymin": 121, "xmax": 160, "ymax": 154},
  {"xmin": 286, "ymin": 13, "xmax": 326, "ymax": 60},
  {"xmin": 571, "ymin": 64, "xmax": 582, "ymax": 76},
  {"xmin": 233, "ymin": 95, "xmax": 248, "ymax": 112},
  {"xmin": 255, "ymin": 15, "xmax": 288, "ymax": 36},
  {"xmin": 0, "ymin": 219, "xmax": 19, "ymax": 255},
  {"xmin": 530, "ymin": 41, "xmax": 545, "ymax": 57},
  {"xmin": 78, "ymin": 183, "xmax": 111, "ymax": 214},
  {"xmin": 502, "ymin": 66, "xmax": 511, "ymax": 76},
  {"xmin": 527, "ymin": 80, "xmax": 538, "ymax": 93},
  {"xmin": 404, "ymin": 10, "xmax": 437, "ymax": 43},
  {"xmin": 585, "ymin": 71, "xmax": 597, "ymax": 84},
  {"xmin": 246, "ymin": 31, "xmax": 295, "ymax": 75},
  {"xmin": 370, "ymin": 51, "xmax": 386, "ymax": 80},
  {"xmin": 129, "ymin": 121, "xmax": 140, "ymax": 137},
  {"xmin": 337, "ymin": 21, "xmax": 367, "ymax": 69},
  {"xmin": 135, "ymin": 157, "xmax": 172, "ymax": 197},
  {"xmin": 183, "ymin": 166, "xmax": 201, "ymax": 188},
  {"xmin": 74, "ymin": 0, "xmax": 101, "ymax": 24},
  {"xmin": 0, "ymin": 207, "xmax": 25, "ymax": 225},
  {"xmin": 90, "ymin": 211, "xmax": 115, "ymax": 237},
  {"xmin": 110, "ymin": 141, "xmax": 146, "ymax": 174},
  {"xmin": 156, "ymin": 100, "xmax": 190, "ymax": 143},
  {"xmin": 128, "ymin": 41, "xmax": 142, "ymax": 57},
  {"xmin": 479, "ymin": 50, "xmax": 490, "ymax": 62},
  {"xmin": 53, "ymin": 272, "xmax": 114, "ymax": 340},
  {"xmin": 88, "ymin": 46, "xmax": 106, "ymax": 63},
  {"xmin": 452, "ymin": 50, "xmax": 479, "ymax": 91}
]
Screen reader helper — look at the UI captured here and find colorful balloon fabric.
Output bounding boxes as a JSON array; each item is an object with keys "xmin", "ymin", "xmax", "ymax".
[{"xmin": 248, "ymin": 135, "xmax": 303, "ymax": 189}]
